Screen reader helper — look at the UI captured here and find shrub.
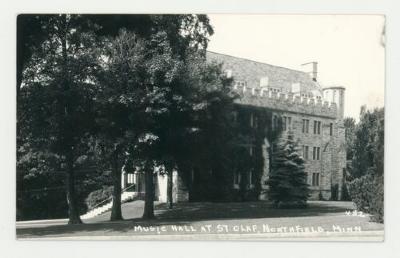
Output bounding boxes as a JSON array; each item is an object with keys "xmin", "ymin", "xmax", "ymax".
[
  {"xmin": 330, "ymin": 184, "xmax": 338, "ymax": 201},
  {"xmin": 85, "ymin": 186, "xmax": 114, "ymax": 210},
  {"xmin": 348, "ymin": 174, "xmax": 384, "ymax": 223},
  {"xmin": 318, "ymin": 191, "xmax": 325, "ymax": 201},
  {"xmin": 340, "ymin": 182, "xmax": 351, "ymax": 201}
]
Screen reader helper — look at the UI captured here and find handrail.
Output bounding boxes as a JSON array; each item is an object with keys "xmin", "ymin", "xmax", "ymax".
[{"xmin": 83, "ymin": 183, "xmax": 136, "ymax": 214}]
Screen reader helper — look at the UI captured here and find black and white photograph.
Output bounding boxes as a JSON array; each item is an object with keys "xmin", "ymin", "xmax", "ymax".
[{"xmin": 14, "ymin": 13, "xmax": 385, "ymax": 241}]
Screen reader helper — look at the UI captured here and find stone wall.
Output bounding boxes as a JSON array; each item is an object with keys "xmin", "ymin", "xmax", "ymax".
[
  {"xmin": 235, "ymin": 86, "xmax": 338, "ymax": 119},
  {"xmin": 253, "ymin": 104, "xmax": 345, "ymax": 201},
  {"xmin": 137, "ymin": 85, "xmax": 346, "ymax": 203}
]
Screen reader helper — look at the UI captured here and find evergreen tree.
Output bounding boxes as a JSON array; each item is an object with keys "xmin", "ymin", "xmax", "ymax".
[{"xmin": 267, "ymin": 132, "xmax": 310, "ymax": 208}]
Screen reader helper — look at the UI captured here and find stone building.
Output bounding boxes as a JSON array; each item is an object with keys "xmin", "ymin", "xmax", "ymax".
[{"xmin": 121, "ymin": 51, "xmax": 347, "ymax": 201}]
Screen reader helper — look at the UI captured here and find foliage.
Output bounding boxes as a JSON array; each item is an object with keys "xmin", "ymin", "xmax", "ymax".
[
  {"xmin": 17, "ymin": 14, "xmax": 104, "ymax": 223},
  {"xmin": 174, "ymin": 58, "xmax": 236, "ymax": 202},
  {"xmin": 17, "ymin": 140, "xmax": 112, "ymax": 220},
  {"xmin": 340, "ymin": 181, "xmax": 351, "ymax": 201},
  {"xmin": 343, "ymin": 117, "xmax": 356, "ymax": 160},
  {"xmin": 348, "ymin": 174, "xmax": 384, "ymax": 223},
  {"xmin": 330, "ymin": 184, "xmax": 338, "ymax": 201},
  {"xmin": 350, "ymin": 106, "xmax": 384, "ymax": 179},
  {"xmin": 318, "ymin": 191, "xmax": 325, "ymax": 201},
  {"xmin": 16, "ymin": 14, "xmax": 255, "ymax": 220},
  {"xmin": 346, "ymin": 106, "xmax": 384, "ymax": 223},
  {"xmin": 85, "ymin": 186, "xmax": 114, "ymax": 210},
  {"xmin": 267, "ymin": 132, "xmax": 310, "ymax": 208},
  {"xmin": 97, "ymin": 16, "xmax": 217, "ymax": 218}
]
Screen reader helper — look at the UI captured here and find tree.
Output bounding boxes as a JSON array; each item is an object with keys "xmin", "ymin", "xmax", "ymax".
[
  {"xmin": 93, "ymin": 31, "xmax": 150, "ymax": 221},
  {"xmin": 18, "ymin": 14, "xmax": 217, "ymax": 221},
  {"xmin": 350, "ymin": 106, "xmax": 384, "ymax": 179},
  {"xmin": 108, "ymin": 16, "xmax": 215, "ymax": 218},
  {"xmin": 100, "ymin": 29, "xmax": 207, "ymax": 219},
  {"xmin": 347, "ymin": 106, "xmax": 384, "ymax": 222},
  {"xmin": 18, "ymin": 14, "xmax": 100, "ymax": 224},
  {"xmin": 267, "ymin": 132, "xmax": 310, "ymax": 208},
  {"xmin": 344, "ymin": 117, "xmax": 356, "ymax": 161}
]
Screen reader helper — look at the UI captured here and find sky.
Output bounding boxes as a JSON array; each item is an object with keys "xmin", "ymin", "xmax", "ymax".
[{"xmin": 207, "ymin": 14, "xmax": 385, "ymax": 120}]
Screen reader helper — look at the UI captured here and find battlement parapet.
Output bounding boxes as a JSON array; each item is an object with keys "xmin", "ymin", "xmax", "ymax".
[{"xmin": 234, "ymin": 86, "xmax": 337, "ymax": 118}]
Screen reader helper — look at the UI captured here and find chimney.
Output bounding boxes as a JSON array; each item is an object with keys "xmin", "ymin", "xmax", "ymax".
[{"xmin": 301, "ymin": 61, "xmax": 318, "ymax": 82}]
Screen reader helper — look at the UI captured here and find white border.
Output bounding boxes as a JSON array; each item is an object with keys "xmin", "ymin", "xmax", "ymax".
[{"xmin": 1, "ymin": 1, "xmax": 399, "ymax": 258}]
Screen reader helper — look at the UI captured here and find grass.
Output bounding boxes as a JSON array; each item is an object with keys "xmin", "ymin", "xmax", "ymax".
[{"xmin": 16, "ymin": 200, "xmax": 384, "ymax": 239}]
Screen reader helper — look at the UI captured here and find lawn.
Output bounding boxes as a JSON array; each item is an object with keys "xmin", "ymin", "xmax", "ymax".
[{"xmin": 16, "ymin": 201, "xmax": 384, "ymax": 240}]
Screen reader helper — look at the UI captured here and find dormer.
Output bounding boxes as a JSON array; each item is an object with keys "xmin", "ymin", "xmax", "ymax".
[
  {"xmin": 259, "ymin": 76, "xmax": 269, "ymax": 87},
  {"xmin": 291, "ymin": 83, "xmax": 301, "ymax": 93}
]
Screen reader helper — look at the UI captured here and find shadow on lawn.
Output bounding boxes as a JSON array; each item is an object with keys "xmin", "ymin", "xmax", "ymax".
[
  {"xmin": 155, "ymin": 201, "xmax": 355, "ymax": 221},
  {"xmin": 17, "ymin": 201, "xmax": 355, "ymax": 238}
]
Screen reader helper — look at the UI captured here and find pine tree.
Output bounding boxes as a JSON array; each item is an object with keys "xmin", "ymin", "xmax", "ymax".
[{"xmin": 267, "ymin": 132, "xmax": 310, "ymax": 208}]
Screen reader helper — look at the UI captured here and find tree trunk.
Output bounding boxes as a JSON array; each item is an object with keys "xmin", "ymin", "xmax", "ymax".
[
  {"xmin": 142, "ymin": 161, "xmax": 155, "ymax": 219},
  {"xmin": 167, "ymin": 168, "xmax": 173, "ymax": 209},
  {"xmin": 66, "ymin": 151, "xmax": 82, "ymax": 224},
  {"xmin": 110, "ymin": 151, "xmax": 123, "ymax": 221}
]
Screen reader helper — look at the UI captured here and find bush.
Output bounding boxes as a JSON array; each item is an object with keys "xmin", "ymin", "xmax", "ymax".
[
  {"xmin": 341, "ymin": 182, "xmax": 351, "ymax": 201},
  {"xmin": 330, "ymin": 184, "xmax": 338, "ymax": 201},
  {"xmin": 318, "ymin": 191, "xmax": 325, "ymax": 201},
  {"xmin": 348, "ymin": 174, "xmax": 383, "ymax": 223},
  {"xmin": 85, "ymin": 186, "xmax": 114, "ymax": 210}
]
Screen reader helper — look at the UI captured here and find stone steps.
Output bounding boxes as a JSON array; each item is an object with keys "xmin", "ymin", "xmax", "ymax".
[{"xmin": 80, "ymin": 192, "xmax": 138, "ymax": 220}]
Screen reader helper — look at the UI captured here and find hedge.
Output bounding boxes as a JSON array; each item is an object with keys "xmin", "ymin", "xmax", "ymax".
[
  {"xmin": 348, "ymin": 174, "xmax": 384, "ymax": 223},
  {"xmin": 85, "ymin": 186, "xmax": 114, "ymax": 210}
]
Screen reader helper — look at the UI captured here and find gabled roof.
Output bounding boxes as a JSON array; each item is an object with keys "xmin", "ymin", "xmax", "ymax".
[{"xmin": 206, "ymin": 51, "xmax": 322, "ymax": 93}]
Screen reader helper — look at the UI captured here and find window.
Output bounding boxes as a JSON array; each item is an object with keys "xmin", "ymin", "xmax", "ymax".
[
  {"xmin": 302, "ymin": 119, "xmax": 309, "ymax": 133},
  {"xmin": 302, "ymin": 145, "xmax": 309, "ymax": 160},
  {"xmin": 250, "ymin": 113, "xmax": 258, "ymax": 129},
  {"xmin": 232, "ymin": 111, "xmax": 238, "ymax": 123},
  {"xmin": 313, "ymin": 120, "xmax": 321, "ymax": 134},
  {"xmin": 312, "ymin": 173, "xmax": 320, "ymax": 186},
  {"xmin": 313, "ymin": 147, "xmax": 321, "ymax": 160},
  {"xmin": 329, "ymin": 123, "xmax": 333, "ymax": 136},
  {"xmin": 283, "ymin": 116, "xmax": 292, "ymax": 131},
  {"xmin": 233, "ymin": 171, "xmax": 241, "ymax": 186},
  {"xmin": 248, "ymin": 169, "xmax": 255, "ymax": 185},
  {"xmin": 283, "ymin": 117, "xmax": 286, "ymax": 131},
  {"xmin": 272, "ymin": 115, "xmax": 278, "ymax": 131},
  {"xmin": 249, "ymin": 146, "xmax": 255, "ymax": 156}
]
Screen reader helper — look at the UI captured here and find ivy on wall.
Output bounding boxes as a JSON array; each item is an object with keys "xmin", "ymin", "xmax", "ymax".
[{"xmin": 186, "ymin": 103, "xmax": 282, "ymax": 202}]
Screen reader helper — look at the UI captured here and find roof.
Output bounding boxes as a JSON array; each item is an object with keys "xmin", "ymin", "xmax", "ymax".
[{"xmin": 206, "ymin": 51, "xmax": 322, "ymax": 93}]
